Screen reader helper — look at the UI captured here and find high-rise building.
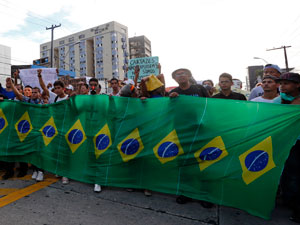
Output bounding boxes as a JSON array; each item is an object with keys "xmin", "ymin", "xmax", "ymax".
[
  {"xmin": 129, "ymin": 36, "xmax": 151, "ymax": 59},
  {"xmin": 40, "ymin": 21, "xmax": 129, "ymax": 80},
  {"xmin": 0, "ymin": 44, "xmax": 11, "ymax": 85}
]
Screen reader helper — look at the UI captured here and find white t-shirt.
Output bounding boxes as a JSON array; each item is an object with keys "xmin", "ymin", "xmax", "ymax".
[
  {"xmin": 49, "ymin": 91, "xmax": 68, "ymax": 103},
  {"xmin": 250, "ymin": 96, "xmax": 275, "ymax": 103}
]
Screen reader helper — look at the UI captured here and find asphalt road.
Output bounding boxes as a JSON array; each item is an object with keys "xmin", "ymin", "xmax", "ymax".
[{"xmin": 0, "ymin": 172, "xmax": 296, "ymax": 225}]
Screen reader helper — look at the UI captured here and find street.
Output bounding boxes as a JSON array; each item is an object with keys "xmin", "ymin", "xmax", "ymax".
[{"xmin": 0, "ymin": 171, "xmax": 296, "ymax": 225}]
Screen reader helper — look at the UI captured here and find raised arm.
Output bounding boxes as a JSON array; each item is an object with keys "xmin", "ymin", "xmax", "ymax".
[
  {"xmin": 7, "ymin": 78, "xmax": 23, "ymax": 101},
  {"xmin": 37, "ymin": 69, "xmax": 49, "ymax": 97},
  {"xmin": 134, "ymin": 65, "xmax": 140, "ymax": 87}
]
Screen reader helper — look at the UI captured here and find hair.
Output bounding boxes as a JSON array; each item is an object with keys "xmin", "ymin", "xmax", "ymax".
[
  {"xmin": 32, "ymin": 87, "xmax": 41, "ymax": 93},
  {"xmin": 24, "ymin": 85, "xmax": 32, "ymax": 89},
  {"xmin": 89, "ymin": 78, "xmax": 98, "ymax": 85},
  {"xmin": 171, "ymin": 68, "xmax": 192, "ymax": 79},
  {"xmin": 82, "ymin": 83, "xmax": 89, "ymax": 89},
  {"xmin": 99, "ymin": 84, "xmax": 102, "ymax": 89},
  {"xmin": 110, "ymin": 78, "xmax": 119, "ymax": 84},
  {"xmin": 203, "ymin": 79, "xmax": 214, "ymax": 86},
  {"xmin": 219, "ymin": 73, "xmax": 233, "ymax": 82},
  {"xmin": 53, "ymin": 80, "xmax": 65, "ymax": 88},
  {"xmin": 16, "ymin": 84, "xmax": 23, "ymax": 90},
  {"xmin": 41, "ymin": 92, "xmax": 49, "ymax": 98}
]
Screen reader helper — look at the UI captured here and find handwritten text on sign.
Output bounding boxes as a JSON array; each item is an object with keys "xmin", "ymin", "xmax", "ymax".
[{"xmin": 127, "ymin": 57, "xmax": 159, "ymax": 81}]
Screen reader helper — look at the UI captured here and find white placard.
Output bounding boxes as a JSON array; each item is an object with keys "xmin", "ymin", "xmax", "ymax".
[{"xmin": 19, "ymin": 68, "xmax": 57, "ymax": 91}]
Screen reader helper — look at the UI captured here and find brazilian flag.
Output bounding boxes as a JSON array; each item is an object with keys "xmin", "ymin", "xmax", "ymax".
[{"xmin": 0, "ymin": 95, "xmax": 299, "ymax": 220}]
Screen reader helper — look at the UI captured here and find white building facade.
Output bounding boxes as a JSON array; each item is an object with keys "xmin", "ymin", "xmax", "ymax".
[
  {"xmin": 0, "ymin": 44, "xmax": 11, "ymax": 85},
  {"xmin": 40, "ymin": 21, "xmax": 129, "ymax": 80}
]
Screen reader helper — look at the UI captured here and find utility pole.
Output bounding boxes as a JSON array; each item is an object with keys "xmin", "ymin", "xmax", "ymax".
[
  {"xmin": 266, "ymin": 46, "xmax": 291, "ymax": 72},
  {"xmin": 46, "ymin": 24, "xmax": 61, "ymax": 68}
]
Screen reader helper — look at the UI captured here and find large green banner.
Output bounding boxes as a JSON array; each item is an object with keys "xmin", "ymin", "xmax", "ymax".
[{"xmin": 0, "ymin": 95, "xmax": 299, "ymax": 219}]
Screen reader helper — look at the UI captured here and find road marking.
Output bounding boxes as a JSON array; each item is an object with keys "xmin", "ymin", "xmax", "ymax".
[
  {"xmin": 0, "ymin": 188, "xmax": 19, "ymax": 195},
  {"xmin": 0, "ymin": 177, "xmax": 58, "ymax": 207}
]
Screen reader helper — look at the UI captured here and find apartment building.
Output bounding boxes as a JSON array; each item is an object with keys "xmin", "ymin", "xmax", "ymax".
[
  {"xmin": 129, "ymin": 35, "xmax": 151, "ymax": 59},
  {"xmin": 0, "ymin": 44, "xmax": 11, "ymax": 85},
  {"xmin": 40, "ymin": 21, "xmax": 129, "ymax": 80}
]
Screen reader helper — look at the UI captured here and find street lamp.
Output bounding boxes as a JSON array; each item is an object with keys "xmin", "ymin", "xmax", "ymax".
[{"xmin": 253, "ymin": 57, "xmax": 268, "ymax": 64}]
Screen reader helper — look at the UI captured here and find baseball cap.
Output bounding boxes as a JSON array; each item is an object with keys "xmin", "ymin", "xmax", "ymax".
[
  {"xmin": 264, "ymin": 64, "xmax": 281, "ymax": 74},
  {"xmin": 124, "ymin": 79, "xmax": 135, "ymax": 85},
  {"xmin": 66, "ymin": 84, "xmax": 74, "ymax": 91},
  {"xmin": 276, "ymin": 72, "xmax": 300, "ymax": 83}
]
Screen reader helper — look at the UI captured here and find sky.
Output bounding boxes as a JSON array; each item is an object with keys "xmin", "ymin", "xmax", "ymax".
[{"xmin": 1, "ymin": 0, "xmax": 300, "ymax": 88}]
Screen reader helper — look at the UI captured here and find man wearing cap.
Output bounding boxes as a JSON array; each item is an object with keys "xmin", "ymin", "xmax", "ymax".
[
  {"xmin": 65, "ymin": 84, "xmax": 74, "ymax": 97},
  {"xmin": 250, "ymin": 76, "xmax": 279, "ymax": 103},
  {"xmin": 273, "ymin": 72, "xmax": 300, "ymax": 222},
  {"xmin": 169, "ymin": 68, "xmax": 209, "ymax": 98},
  {"xmin": 248, "ymin": 64, "xmax": 281, "ymax": 100}
]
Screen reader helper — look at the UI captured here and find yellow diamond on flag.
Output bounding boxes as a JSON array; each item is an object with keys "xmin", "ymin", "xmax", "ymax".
[
  {"xmin": 194, "ymin": 136, "xmax": 228, "ymax": 171},
  {"xmin": 0, "ymin": 109, "xmax": 8, "ymax": 135},
  {"xmin": 65, "ymin": 119, "xmax": 86, "ymax": 154},
  {"xmin": 239, "ymin": 136, "xmax": 275, "ymax": 185},
  {"xmin": 153, "ymin": 129, "xmax": 184, "ymax": 164},
  {"xmin": 93, "ymin": 124, "xmax": 112, "ymax": 159},
  {"xmin": 14, "ymin": 111, "xmax": 32, "ymax": 142},
  {"xmin": 39, "ymin": 117, "xmax": 58, "ymax": 146},
  {"xmin": 117, "ymin": 128, "xmax": 144, "ymax": 162}
]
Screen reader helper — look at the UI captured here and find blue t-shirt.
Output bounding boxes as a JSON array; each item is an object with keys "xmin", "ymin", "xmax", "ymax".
[{"xmin": 0, "ymin": 85, "xmax": 15, "ymax": 100}]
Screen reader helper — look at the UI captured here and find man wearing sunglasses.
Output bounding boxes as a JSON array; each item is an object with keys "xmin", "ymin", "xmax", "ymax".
[{"xmin": 169, "ymin": 68, "xmax": 209, "ymax": 98}]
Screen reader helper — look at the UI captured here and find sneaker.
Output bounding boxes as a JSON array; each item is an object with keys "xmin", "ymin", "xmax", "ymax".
[
  {"xmin": 36, "ymin": 171, "xmax": 44, "ymax": 182},
  {"xmin": 94, "ymin": 184, "xmax": 101, "ymax": 193},
  {"xmin": 62, "ymin": 177, "xmax": 69, "ymax": 185},
  {"xmin": 200, "ymin": 200, "xmax": 214, "ymax": 208},
  {"xmin": 176, "ymin": 195, "xmax": 191, "ymax": 204},
  {"xmin": 31, "ymin": 171, "xmax": 38, "ymax": 180},
  {"xmin": 144, "ymin": 189, "xmax": 152, "ymax": 197}
]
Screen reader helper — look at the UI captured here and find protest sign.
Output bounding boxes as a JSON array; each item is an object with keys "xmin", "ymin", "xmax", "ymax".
[
  {"xmin": 19, "ymin": 68, "xmax": 57, "ymax": 90},
  {"xmin": 127, "ymin": 56, "xmax": 159, "ymax": 82}
]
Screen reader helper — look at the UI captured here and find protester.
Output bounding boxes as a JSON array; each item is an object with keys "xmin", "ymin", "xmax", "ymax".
[
  {"xmin": 202, "ymin": 79, "xmax": 215, "ymax": 96},
  {"xmin": 168, "ymin": 68, "xmax": 213, "ymax": 207},
  {"xmin": 272, "ymin": 72, "xmax": 300, "ymax": 223},
  {"xmin": 89, "ymin": 78, "xmax": 101, "ymax": 95},
  {"xmin": 0, "ymin": 77, "xmax": 16, "ymax": 100},
  {"xmin": 212, "ymin": 73, "xmax": 246, "ymax": 100},
  {"xmin": 248, "ymin": 64, "xmax": 281, "ymax": 100},
  {"xmin": 140, "ymin": 74, "xmax": 165, "ymax": 98},
  {"xmin": 250, "ymin": 76, "xmax": 279, "ymax": 103},
  {"xmin": 80, "ymin": 83, "xmax": 89, "ymax": 95},
  {"xmin": 109, "ymin": 78, "xmax": 120, "ymax": 96},
  {"xmin": 169, "ymin": 68, "xmax": 209, "ymax": 98},
  {"xmin": 65, "ymin": 84, "xmax": 74, "ymax": 97}
]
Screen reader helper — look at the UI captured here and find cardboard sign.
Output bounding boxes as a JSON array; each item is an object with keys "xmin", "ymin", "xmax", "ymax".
[
  {"xmin": 19, "ymin": 68, "xmax": 57, "ymax": 91},
  {"xmin": 127, "ymin": 56, "xmax": 159, "ymax": 82}
]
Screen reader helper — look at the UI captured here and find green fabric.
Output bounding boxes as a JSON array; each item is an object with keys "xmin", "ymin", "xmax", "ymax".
[{"xmin": 0, "ymin": 95, "xmax": 300, "ymax": 219}]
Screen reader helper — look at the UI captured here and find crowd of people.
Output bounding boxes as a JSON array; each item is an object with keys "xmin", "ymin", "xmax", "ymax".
[{"xmin": 0, "ymin": 64, "xmax": 299, "ymax": 222}]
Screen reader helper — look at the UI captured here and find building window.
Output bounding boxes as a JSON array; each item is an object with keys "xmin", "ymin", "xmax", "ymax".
[
  {"xmin": 42, "ymin": 46, "xmax": 47, "ymax": 50},
  {"xmin": 79, "ymin": 34, "xmax": 85, "ymax": 39},
  {"xmin": 59, "ymin": 40, "xmax": 65, "ymax": 45}
]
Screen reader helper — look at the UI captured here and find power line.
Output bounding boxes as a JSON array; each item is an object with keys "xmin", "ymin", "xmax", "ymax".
[
  {"xmin": 0, "ymin": 55, "xmax": 31, "ymax": 64},
  {"xmin": 267, "ymin": 46, "xmax": 292, "ymax": 72},
  {"xmin": 0, "ymin": 0, "xmax": 74, "ymax": 34}
]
